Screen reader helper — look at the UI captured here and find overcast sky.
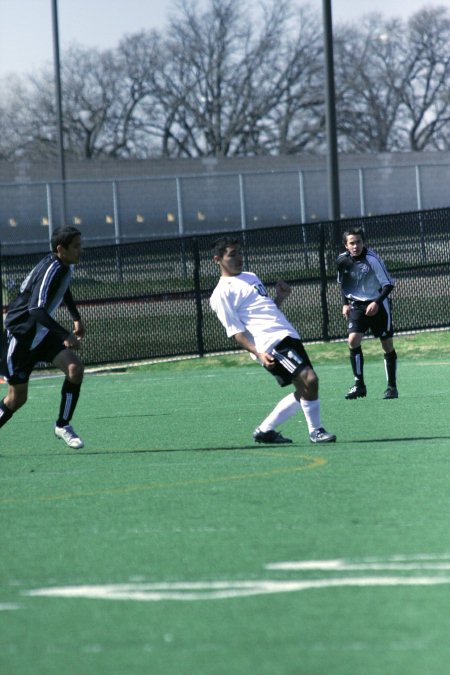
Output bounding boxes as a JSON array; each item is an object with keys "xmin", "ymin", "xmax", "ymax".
[{"xmin": 0, "ymin": 0, "xmax": 448, "ymax": 80}]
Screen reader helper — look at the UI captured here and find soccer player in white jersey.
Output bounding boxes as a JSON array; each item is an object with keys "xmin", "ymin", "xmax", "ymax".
[
  {"xmin": 210, "ymin": 237, "xmax": 336, "ymax": 445},
  {"xmin": 337, "ymin": 226, "xmax": 398, "ymax": 400},
  {"xmin": 0, "ymin": 227, "xmax": 86, "ymax": 448}
]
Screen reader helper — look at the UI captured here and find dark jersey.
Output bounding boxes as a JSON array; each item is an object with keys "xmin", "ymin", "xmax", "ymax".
[
  {"xmin": 5, "ymin": 253, "xmax": 80, "ymax": 349},
  {"xmin": 337, "ymin": 248, "xmax": 394, "ymax": 303}
]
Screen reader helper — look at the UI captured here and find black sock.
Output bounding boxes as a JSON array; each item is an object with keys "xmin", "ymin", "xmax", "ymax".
[
  {"xmin": 56, "ymin": 380, "xmax": 81, "ymax": 428},
  {"xmin": 350, "ymin": 346, "xmax": 364, "ymax": 384},
  {"xmin": 384, "ymin": 350, "xmax": 397, "ymax": 388},
  {"xmin": 0, "ymin": 400, "xmax": 14, "ymax": 428}
]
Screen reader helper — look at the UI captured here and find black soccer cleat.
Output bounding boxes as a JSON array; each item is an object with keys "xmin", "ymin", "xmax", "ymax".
[
  {"xmin": 383, "ymin": 386, "xmax": 398, "ymax": 399},
  {"xmin": 345, "ymin": 383, "xmax": 367, "ymax": 400},
  {"xmin": 253, "ymin": 428, "xmax": 292, "ymax": 444}
]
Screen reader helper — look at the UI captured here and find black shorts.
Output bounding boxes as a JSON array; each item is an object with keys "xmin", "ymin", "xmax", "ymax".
[
  {"xmin": 347, "ymin": 299, "xmax": 394, "ymax": 339},
  {"xmin": 266, "ymin": 336, "xmax": 313, "ymax": 387},
  {"xmin": 1, "ymin": 331, "xmax": 65, "ymax": 384}
]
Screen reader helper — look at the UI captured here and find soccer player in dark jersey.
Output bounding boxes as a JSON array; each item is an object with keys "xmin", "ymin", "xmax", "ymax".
[
  {"xmin": 0, "ymin": 226, "xmax": 86, "ymax": 448},
  {"xmin": 337, "ymin": 226, "xmax": 398, "ymax": 400}
]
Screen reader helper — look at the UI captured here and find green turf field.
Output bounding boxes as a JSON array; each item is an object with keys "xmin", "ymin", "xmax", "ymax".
[{"xmin": 1, "ymin": 332, "xmax": 450, "ymax": 675}]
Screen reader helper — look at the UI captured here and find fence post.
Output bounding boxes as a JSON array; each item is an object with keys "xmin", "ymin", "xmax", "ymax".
[
  {"xmin": 415, "ymin": 166, "xmax": 427, "ymax": 263},
  {"xmin": 0, "ymin": 241, "xmax": 3, "ymax": 337},
  {"xmin": 192, "ymin": 237, "xmax": 204, "ymax": 357},
  {"xmin": 112, "ymin": 181, "xmax": 123, "ymax": 281},
  {"xmin": 46, "ymin": 183, "xmax": 54, "ymax": 249},
  {"xmin": 318, "ymin": 223, "xmax": 330, "ymax": 341},
  {"xmin": 176, "ymin": 178, "xmax": 189, "ymax": 279},
  {"xmin": 358, "ymin": 168, "xmax": 366, "ymax": 216},
  {"xmin": 298, "ymin": 170, "xmax": 310, "ymax": 268},
  {"xmin": 112, "ymin": 181, "xmax": 121, "ymax": 245},
  {"xmin": 238, "ymin": 174, "xmax": 247, "ymax": 231}
]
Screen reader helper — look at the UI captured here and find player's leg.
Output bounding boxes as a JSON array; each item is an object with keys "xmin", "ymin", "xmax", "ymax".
[
  {"xmin": 255, "ymin": 392, "xmax": 301, "ymax": 437},
  {"xmin": 381, "ymin": 337, "xmax": 398, "ymax": 398},
  {"xmin": 373, "ymin": 299, "xmax": 397, "ymax": 399},
  {"xmin": 293, "ymin": 367, "xmax": 336, "ymax": 444},
  {"xmin": 52, "ymin": 348, "xmax": 85, "ymax": 448},
  {"xmin": 0, "ymin": 382, "xmax": 28, "ymax": 428},
  {"xmin": 253, "ymin": 338, "xmax": 307, "ymax": 444},
  {"xmin": 346, "ymin": 330, "xmax": 367, "ymax": 399},
  {"xmin": 253, "ymin": 338, "xmax": 335, "ymax": 444},
  {"xmin": 0, "ymin": 333, "xmax": 31, "ymax": 428}
]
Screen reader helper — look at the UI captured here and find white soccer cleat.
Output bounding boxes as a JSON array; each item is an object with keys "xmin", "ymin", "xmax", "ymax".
[
  {"xmin": 54, "ymin": 424, "xmax": 84, "ymax": 449},
  {"xmin": 309, "ymin": 427, "xmax": 336, "ymax": 444}
]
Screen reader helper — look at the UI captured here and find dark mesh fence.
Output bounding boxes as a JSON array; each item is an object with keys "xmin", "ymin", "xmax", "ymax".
[{"xmin": 1, "ymin": 207, "xmax": 449, "ymax": 366}]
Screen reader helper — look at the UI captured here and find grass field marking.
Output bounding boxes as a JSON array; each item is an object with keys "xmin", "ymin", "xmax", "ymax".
[
  {"xmin": 0, "ymin": 603, "xmax": 21, "ymax": 611},
  {"xmin": 266, "ymin": 555, "xmax": 450, "ymax": 571},
  {"xmin": 25, "ymin": 574, "xmax": 450, "ymax": 602},
  {"xmin": 0, "ymin": 453, "xmax": 326, "ymax": 505}
]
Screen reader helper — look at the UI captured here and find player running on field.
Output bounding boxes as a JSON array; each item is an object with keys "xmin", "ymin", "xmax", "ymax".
[
  {"xmin": 210, "ymin": 237, "xmax": 336, "ymax": 445},
  {"xmin": 337, "ymin": 226, "xmax": 398, "ymax": 400},
  {"xmin": 0, "ymin": 226, "xmax": 86, "ymax": 448}
]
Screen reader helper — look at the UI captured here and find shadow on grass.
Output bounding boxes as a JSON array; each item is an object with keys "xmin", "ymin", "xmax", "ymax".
[
  {"xmin": 1, "ymin": 444, "xmax": 305, "ymax": 458},
  {"xmin": 350, "ymin": 435, "xmax": 450, "ymax": 444}
]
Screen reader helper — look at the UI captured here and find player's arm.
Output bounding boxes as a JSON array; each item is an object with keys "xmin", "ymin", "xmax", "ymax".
[
  {"xmin": 336, "ymin": 252, "xmax": 352, "ymax": 283},
  {"xmin": 233, "ymin": 332, "xmax": 275, "ymax": 369},
  {"xmin": 28, "ymin": 270, "xmax": 79, "ymax": 347},
  {"xmin": 365, "ymin": 255, "xmax": 394, "ymax": 316},
  {"xmin": 63, "ymin": 289, "xmax": 85, "ymax": 338},
  {"xmin": 29, "ymin": 307, "xmax": 80, "ymax": 349},
  {"xmin": 273, "ymin": 280, "xmax": 291, "ymax": 307},
  {"xmin": 336, "ymin": 253, "xmax": 351, "ymax": 318},
  {"xmin": 339, "ymin": 283, "xmax": 350, "ymax": 318},
  {"xmin": 341, "ymin": 295, "xmax": 350, "ymax": 318},
  {"xmin": 365, "ymin": 283, "xmax": 394, "ymax": 316}
]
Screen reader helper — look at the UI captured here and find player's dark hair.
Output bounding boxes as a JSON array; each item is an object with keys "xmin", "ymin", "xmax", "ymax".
[
  {"xmin": 51, "ymin": 226, "xmax": 82, "ymax": 252},
  {"xmin": 211, "ymin": 236, "xmax": 240, "ymax": 258},
  {"xmin": 342, "ymin": 226, "xmax": 365, "ymax": 245}
]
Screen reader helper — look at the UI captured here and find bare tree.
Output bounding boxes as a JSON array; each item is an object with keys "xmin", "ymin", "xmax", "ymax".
[
  {"xmin": 0, "ymin": 77, "xmax": 36, "ymax": 160},
  {"xmin": 142, "ymin": 0, "xmax": 300, "ymax": 157},
  {"xmin": 1, "ymin": 1, "xmax": 450, "ymax": 161},
  {"xmin": 263, "ymin": 5, "xmax": 326, "ymax": 154},
  {"xmin": 400, "ymin": 6, "xmax": 450, "ymax": 151},
  {"xmin": 62, "ymin": 43, "xmax": 161, "ymax": 159},
  {"xmin": 333, "ymin": 14, "xmax": 408, "ymax": 153}
]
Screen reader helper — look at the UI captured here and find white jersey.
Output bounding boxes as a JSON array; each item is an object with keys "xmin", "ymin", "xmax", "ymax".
[{"xmin": 209, "ymin": 272, "xmax": 300, "ymax": 353}]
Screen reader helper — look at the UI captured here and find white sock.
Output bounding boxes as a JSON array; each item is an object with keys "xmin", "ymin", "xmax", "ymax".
[
  {"xmin": 258, "ymin": 393, "xmax": 301, "ymax": 432},
  {"xmin": 300, "ymin": 399, "xmax": 321, "ymax": 433}
]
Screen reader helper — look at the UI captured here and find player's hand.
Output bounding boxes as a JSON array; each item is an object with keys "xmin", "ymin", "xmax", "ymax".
[
  {"xmin": 64, "ymin": 333, "xmax": 82, "ymax": 350},
  {"xmin": 365, "ymin": 302, "xmax": 379, "ymax": 317},
  {"xmin": 274, "ymin": 280, "xmax": 291, "ymax": 307},
  {"xmin": 258, "ymin": 352, "xmax": 276, "ymax": 369},
  {"xmin": 275, "ymin": 280, "xmax": 291, "ymax": 300},
  {"xmin": 342, "ymin": 305, "xmax": 350, "ymax": 319},
  {"xmin": 73, "ymin": 320, "xmax": 86, "ymax": 339}
]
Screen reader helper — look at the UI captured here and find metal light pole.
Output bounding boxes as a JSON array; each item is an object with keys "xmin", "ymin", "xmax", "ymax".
[
  {"xmin": 322, "ymin": 0, "xmax": 340, "ymax": 222},
  {"xmin": 51, "ymin": 0, "xmax": 66, "ymax": 228}
]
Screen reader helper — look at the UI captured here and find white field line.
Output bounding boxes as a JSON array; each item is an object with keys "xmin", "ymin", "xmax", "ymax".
[
  {"xmin": 25, "ymin": 575, "xmax": 450, "ymax": 602},
  {"xmin": 266, "ymin": 559, "xmax": 450, "ymax": 571},
  {"xmin": 23, "ymin": 556, "xmax": 450, "ymax": 602}
]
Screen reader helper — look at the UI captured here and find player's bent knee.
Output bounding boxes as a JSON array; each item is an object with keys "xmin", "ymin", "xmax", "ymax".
[
  {"xmin": 296, "ymin": 368, "xmax": 319, "ymax": 397},
  {"xmin": 348, "ymin": 336, "xmax": 362, "ymax": 349},
  {"xmin": 5, "ymin": 391, "xmax": 27, "ymax": 411},
  {"xmin": 67, "ymin": 361, "xmax": 84, "ymax": 383}
]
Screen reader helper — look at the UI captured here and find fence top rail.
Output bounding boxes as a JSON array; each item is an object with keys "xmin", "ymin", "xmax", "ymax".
[{"xmin": 1, "ymin": 161, "xmax": 450, "ymax": 189}]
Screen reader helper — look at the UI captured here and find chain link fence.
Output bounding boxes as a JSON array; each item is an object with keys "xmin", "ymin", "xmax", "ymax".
[
  {"xmin": 1, "ymin": 160, "xmax": 450, "ymax": 254},
  {"xmin": 1, "ymin": 207, "xmax": 449, "ymax": 366}
]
